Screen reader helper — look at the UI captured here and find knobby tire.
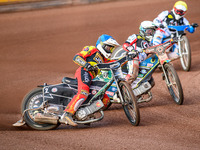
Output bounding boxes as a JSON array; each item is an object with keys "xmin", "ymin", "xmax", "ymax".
[
  {"xmin": 180, "ymin": 35, "xmax": 191, "ymax": 71},
  {"xmin": 164, "ymin": 64, "xmax": 184, "ymax": 105},
  {"xmin": 21, "ymin": 88, "xmax": 60, "ymax": 130},
  {"xmin": 119, "ymin": 81, "xmax": 140, "ymax": 126}
]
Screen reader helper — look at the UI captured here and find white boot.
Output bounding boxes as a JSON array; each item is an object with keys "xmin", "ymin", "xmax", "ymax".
[
  {"xmin": 112, "ymin": 93, "xmax": 121, "ymax": 103},
  {"xmin": 168, "ymin": 51, "xmax": 180, "ymax": 61}
]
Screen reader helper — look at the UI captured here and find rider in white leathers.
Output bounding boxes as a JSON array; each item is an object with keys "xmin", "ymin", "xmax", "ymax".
[
  {"xmin": 152, "ymin": 1, "xmax": 198, "ymax": 60},
  {"xmin": 122, "ymin": 21, "xmax": 157, "ymax": 84}
]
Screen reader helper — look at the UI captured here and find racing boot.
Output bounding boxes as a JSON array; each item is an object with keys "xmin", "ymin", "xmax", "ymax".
[
  {"xmin": 168, "ymin": 46, "xmax": 180, "ymax": 61},
  {"xmin": 60, "ymin": 112, "xmax": 77, "ymax": 126},
  {"xmin": 112, "ymin": 93, "xmax": 121, "ymax": 103}
]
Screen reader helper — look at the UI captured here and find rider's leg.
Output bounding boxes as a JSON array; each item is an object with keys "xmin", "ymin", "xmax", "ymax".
[
  {"xmin": 152, "ymin": 28, "xmax": 171, "ymax": 46},
  {"xmin": 168, "ymin": 44, "xmax": 179, "ymax": 60},
  {"xmin": 61, "ymin": 67, "xmax": 92, "ymax": 126},
  {"xmin": 125, "ymin": 57, "xmax": 139, "ymax": 84},
  {"xmin": 152, "ymin": 29, "xmax": 164, "ymax": 46}
]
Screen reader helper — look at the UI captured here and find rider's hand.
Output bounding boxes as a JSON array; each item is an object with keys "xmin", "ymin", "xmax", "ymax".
[
  {"xmin": 127, "ymin": 51, "xmax": 138, "ymax": 60},
  {"xmin": 85, "ymin": 63, "xmax": 97, "ymax": 72},
  {"xmin": 192, "ymin": 23, "xmax": 199, "ymax": 28},
  {"xmin": 159, "ymin": 24, "xmax": 165, "ymax": 29},
  {"xmin": 126, "ymin": 46, "xmax": 134, "ymax": 51},
  {"xmin": 171, "ymin": 37, "xmax": 178, "ymax": 43}
]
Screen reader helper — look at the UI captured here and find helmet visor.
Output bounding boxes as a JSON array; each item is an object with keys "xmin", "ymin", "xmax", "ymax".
[
  {"xmin": 174, "ymin": 7, "xmax": 186, "ymax": 16},
  {"xmin": 103, "ymin": 44, "xmax": 115, "ymax": 53},
  {"xmin": 144, "ymin": 29, "xmax": 155, "ymax": 36}
]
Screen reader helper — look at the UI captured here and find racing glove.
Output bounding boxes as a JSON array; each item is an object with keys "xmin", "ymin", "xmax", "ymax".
[
  {"xmin": 127, "ymin": 51, "xmax": 138, "ymax": 60},
  {"xmin": 123, "ymin": 43, "xmax": 134, "ymax": 52},
  {"xmin": 171, "ymin": 37, "xmax": 179, "ymax": 43},
  {"xmin": 159, "ymin": 24, "xmax": 165, "ymax": 29},
  {"xmin": 126, "ymin": 46, "xmax": 134, "ymax": 51},
  {"xmin": 84, "ymin": 63, "xmax": 98, "ymax": 72}
]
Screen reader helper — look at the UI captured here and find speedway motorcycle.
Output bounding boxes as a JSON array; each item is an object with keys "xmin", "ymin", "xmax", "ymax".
[
  {"xmin": 166, "ymin": 24, "xmax": 198, "ymax": 71},
  {"xmin": 95, "ymin": 38, "xmax": 184, "ymax": 106},
  {"xmin": 13, "ymin": 54, "xmax": 140, "ymax": 130}
]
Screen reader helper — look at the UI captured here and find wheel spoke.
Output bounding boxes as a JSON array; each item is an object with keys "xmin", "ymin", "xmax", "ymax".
[{"xmin": 120, "ymin": 82, "xmax": 140, "ymax": 126}]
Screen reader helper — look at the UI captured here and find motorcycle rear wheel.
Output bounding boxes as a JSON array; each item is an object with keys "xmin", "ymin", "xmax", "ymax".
[
  {"xmin": 119, "ymin": 81, "xmax": 140, "ymax": 126},
  {"xmin": 179, "ymin": 35, "xmax": 191, "ymax": 71},
  {"xmin": 21, "ymin": 88, "xmax": 60, "ymax": 130},
  {"xmin": 164, "ymin": 64, "xmax": 184, "ymax": 105}
]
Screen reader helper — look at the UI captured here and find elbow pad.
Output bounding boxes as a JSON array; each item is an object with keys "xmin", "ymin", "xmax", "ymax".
[
  {"xmin": 123, "ymin": 43, "xmax": 130, "ymax": 51},
  {"xmin": 73, "ymin": 55, "xmax": 87, "ymax": 67}
]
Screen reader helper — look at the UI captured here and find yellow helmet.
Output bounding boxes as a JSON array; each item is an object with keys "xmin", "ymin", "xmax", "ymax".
[{"xmin": 173, "ymin": 1, "xmax": 187, "ymax": 20}]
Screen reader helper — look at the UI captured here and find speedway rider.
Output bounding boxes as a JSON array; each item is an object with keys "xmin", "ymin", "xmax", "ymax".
[
  {"xmin": 152, "ymin": 1, "xmax": 198, "ymax": 60},
  {"xmin": 60, "ymin": 34, "xmax": 120, "ymax": 126},
  {"xmin": 122, "ymin": 21, "xmax": 157, "ymax": 84}
]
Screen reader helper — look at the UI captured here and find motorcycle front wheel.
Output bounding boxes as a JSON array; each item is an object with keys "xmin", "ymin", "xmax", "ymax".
[
  {"xmin": 21, "ymin": 88, "xmax": 60, "ymax": 130},
  {"xmin": 179, "ymin": 35, "xmax": 191, "ymax": 71},
  {"xmin": 119, "ymin": 81, "xmax": 140, "ymax": 126},
  {"xmin": 164, "ymin": 64, "xmax": 184, "ymax": 105}
]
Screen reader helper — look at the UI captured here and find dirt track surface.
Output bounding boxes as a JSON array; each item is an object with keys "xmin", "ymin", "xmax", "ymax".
[{"xmin": 0, "ymin": 0, "xmax": 200, "ymax": 149}]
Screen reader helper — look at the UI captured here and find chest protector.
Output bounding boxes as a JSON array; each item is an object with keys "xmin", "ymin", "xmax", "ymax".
[{"xmin": 164, "ymin": 11, "xmax": 184, "ymax": 26}]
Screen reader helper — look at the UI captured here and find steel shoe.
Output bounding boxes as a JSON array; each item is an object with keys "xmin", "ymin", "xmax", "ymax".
[{"xmin": 60, "ymin": 112, "xmax": 77, "ymax": 126}]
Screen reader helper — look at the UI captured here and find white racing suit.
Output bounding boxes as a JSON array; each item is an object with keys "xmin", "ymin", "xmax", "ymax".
[
  {"xmin": 123, "ymin": 34, "xmax": 149, "ymax": 84},
  {"xmin": 152, "ymin": 10, "xmax": 195, "ymax": 60}
]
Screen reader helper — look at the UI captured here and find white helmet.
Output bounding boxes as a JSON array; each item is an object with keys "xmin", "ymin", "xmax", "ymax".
[
  {"xmin": 96, "ymin": 34, "xmax": 120, "ymax": 59},
  {"xmin": 172, "ymin": 1, "xmax": 187, "ymax": 20},
  {"xmin": 139, "ymin": 21, "xmax": 157, "ymax": 42}
]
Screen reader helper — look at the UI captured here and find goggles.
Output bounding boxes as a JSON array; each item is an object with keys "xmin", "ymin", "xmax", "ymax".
[
  {"xmin": 174, "ymin": 7, "xmax": 186, "ymax": 16},
  {"xmin": 144, "ymin": 29, "xmax": 155, "ymax": 36}
]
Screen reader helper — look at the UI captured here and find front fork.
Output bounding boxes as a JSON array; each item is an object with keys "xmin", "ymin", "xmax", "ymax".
[
  {"xmin": 177, "ymin": 36, "xmax": 183, "ymax": 58},
  {"xmin": 115, "ymin": 80, "xmax": 126, "ymax": 105},
  {"xmin": 161, "ymin": 64, "xmax": 170, "ymax": 85}
]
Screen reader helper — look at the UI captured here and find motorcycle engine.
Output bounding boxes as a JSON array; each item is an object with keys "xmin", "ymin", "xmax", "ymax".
[{"xmin": 76, "ymin": 100, "xmax": 104, "ymax": 120}]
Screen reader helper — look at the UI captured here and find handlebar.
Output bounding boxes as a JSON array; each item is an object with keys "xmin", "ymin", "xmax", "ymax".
[
  {"xmin": 96, "ymin": 56, "xmax": 126, "ymax": 70},
  {"xmin": 96, "ymin": 51, "xmax": 137, "ymax": 70},
  {"xmin": 168, "ymin": 25, "xmax": 190, "ymax": 31}
]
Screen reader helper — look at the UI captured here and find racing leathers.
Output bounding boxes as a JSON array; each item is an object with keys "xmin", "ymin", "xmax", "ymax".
[
  {"xmin": 64, "ymin": 46, "xmax": 111, "ymax": 115},
  {"xmin": 152, "ymin": 10, "xmax": 196, "ymax": 60},
  {"xmin": 123, "ymin": 34, "xmax": 149, "ymax": 84}
]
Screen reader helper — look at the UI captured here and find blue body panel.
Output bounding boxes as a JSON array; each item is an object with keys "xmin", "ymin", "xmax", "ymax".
[{"xmin": 168, "ymin": 25, "xmax": 189, "ymax": 31}]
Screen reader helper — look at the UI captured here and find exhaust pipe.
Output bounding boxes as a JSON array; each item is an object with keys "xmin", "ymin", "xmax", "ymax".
[{"xmin": 34, "ymin": 113, "xmax": 59, "ymax": 125}]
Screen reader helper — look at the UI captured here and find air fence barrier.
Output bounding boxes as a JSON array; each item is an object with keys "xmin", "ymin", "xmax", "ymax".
[{"xmin": 0, "ymin": 0, "xmax": 116, "ymax": 13}]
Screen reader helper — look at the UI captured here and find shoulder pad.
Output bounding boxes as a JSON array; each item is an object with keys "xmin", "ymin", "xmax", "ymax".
[
  {"xmin": 82, "ymin": 46, "xmax": 96, "ymax": 51},
  {"xmin": 137, "ymin": 35, "xmax": 145, "ymax": 40},
  {"xmin": 126, "ymin": 34, "xmax": 137, "ymax": 43},
  {"xmin": 158, "ymin": 10, "xmax": 169, "ymax": 18}
]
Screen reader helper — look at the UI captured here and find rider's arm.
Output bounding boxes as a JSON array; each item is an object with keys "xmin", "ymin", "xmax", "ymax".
[
  {"xmin": 73, "ymin": 46, "xmax": 97, "ymax": 68},
  {"xmin": 73, "ymin": 54, "xmax": 87, "ymax": 67},
  {"xmin": 123, "ymin": 34, "xmax": 137, "ymax": 51},
  {"xmin": 182, "ymin": 17, "xmax": 196, "ymax": 33},
  {"xmin": 153, "ymin": 11, "xmax": 169, "ymax": 27},
  {"xmin": 186, "ymin": 26, "xmax": 195, "ymax": 33}
]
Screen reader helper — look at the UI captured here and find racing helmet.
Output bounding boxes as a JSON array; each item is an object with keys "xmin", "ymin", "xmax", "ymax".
[
  {"xmin": 96, "ymin": 34, "xmax": 120, "ymax": 59},
  {"xmin": 139, "ymin": 21, "xmax": 157, "ymax": 42},
  {"xmin": 172, "ymin": 1, "xmax": 187, "ymax": 20}
]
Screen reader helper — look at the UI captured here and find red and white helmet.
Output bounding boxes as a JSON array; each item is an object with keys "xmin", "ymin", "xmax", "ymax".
[{"xmin": 172, "ymin": 1, "xmax": 187, "ymax": 20}]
